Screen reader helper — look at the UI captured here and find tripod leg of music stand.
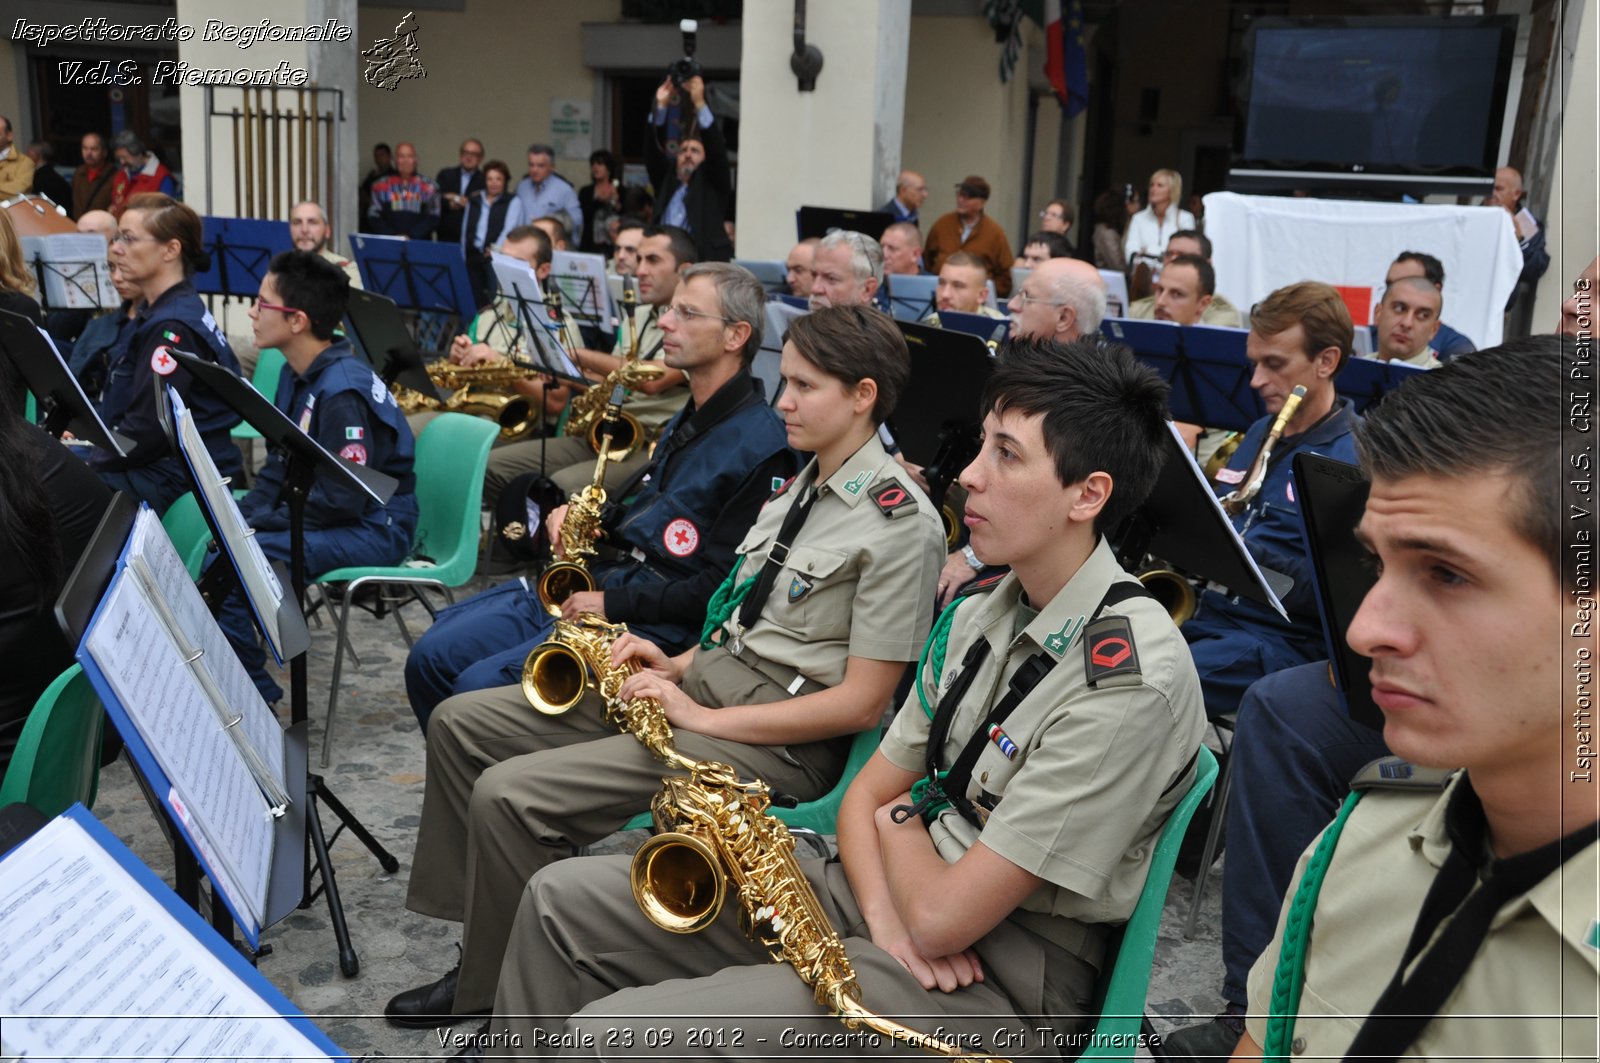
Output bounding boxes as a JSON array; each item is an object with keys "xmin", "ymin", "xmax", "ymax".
[
  {"xmin": 314, "ymin": 774, "xmax": 401, "ymax": 873},
  {"xmin": 305, "ymin": 784, "xmax": 361, "ymax": 977}
]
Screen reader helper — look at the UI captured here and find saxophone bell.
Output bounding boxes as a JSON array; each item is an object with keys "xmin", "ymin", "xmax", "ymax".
[
  {"xmin": 519, "ymin": 636, "xmax": 593, "ymax": 715},
  {"xmin": 631, "ymin": 828, "xmax": 726, "ymax": 934},
  {"xmin": 536, "ymin": 560, "xmax": 596, "ymax": 616}
]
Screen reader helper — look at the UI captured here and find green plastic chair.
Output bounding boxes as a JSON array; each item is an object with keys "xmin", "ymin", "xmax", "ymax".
[
  {"xmin": 161, "ymin": 491, "xmax": 214, "ymax": 578},
  {"xmin": 313, "ymin": 412, "xmax": 499, "ymax": 766},
  {"xmin": 1081, "ymin": 745, "xmax": 1220, "ymax": 1059},
  {"xmin": 232, "ymin": 348, "xmax": 287, "ymax": 444},
  {"xmin": 0, "ymin": 664, "xmax": 106, "ymax": 818},
  {"xmin": 621, "ymin": 725, "xmax": 881, "ymax": 842}
]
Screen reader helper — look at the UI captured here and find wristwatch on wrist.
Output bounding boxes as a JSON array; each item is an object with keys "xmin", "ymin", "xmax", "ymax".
[{"xmin": 962, "ymin": 545, "xmax": 983, "ymax": 571}]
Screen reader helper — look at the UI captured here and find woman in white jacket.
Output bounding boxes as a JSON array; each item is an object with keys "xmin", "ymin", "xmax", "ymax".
[{"xmin": 1124, "ymin": 168, "xmax": 1196, "ymax": 271}]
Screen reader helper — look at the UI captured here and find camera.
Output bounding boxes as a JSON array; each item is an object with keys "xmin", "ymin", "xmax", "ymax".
[{"xmin": 668, "ymin": 19, "xmax": 702, "ymax": 89}]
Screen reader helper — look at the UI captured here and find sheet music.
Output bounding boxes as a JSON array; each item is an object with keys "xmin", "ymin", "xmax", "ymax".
[
  {"xmin": 84, "ymin": 575, "xmax": 273, "ymax": 930},
  {"xmin": 125, "ymin": 508, "xmax": 288, "ymax": 796},
  {"xmin": 20, "ymin": 234, "xmax": 117, "ymax": 309},
  {"xmin": 551, "ymin": 249, "xmax": 612, "ymax": 324},
  {"xmin": 171, "ymin": 393, "xmax": 289, "ymax": 664},
  {"xmin": 0, "ymin": 815, "xmax": 332, "ymax": 1062},
  {"xmin": 493, "ymin": 256, "xmax": 583, "ymax": 378}
]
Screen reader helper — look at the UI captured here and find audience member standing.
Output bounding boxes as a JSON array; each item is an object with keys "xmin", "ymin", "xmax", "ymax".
[
  {"xmin": 514, "ymin": 144, "xmax": 582, "ymax": 238},
  {"xmin": 923, "ymin": 175, "xmax": 1015, "ymax": 296},
  {"xmin": 108, "ymin": 131, "xmax": 177, "ymax": 217},
  {"xmin": 1124, "ymin": 168, "xmax": 1194, "ymax": 272},
  {"xmin": 1091, "ymin": 189, "xmax": 1128, "ymax": 271},
  {"xmin": 435, "ymin": 138, "xmax": 486, "ymax": 244},
  {"xmin": 461, "ymin": 160, "xmax": 525, "ymax": 309},
  {"xmin": 368, "ymin": 142, "xmax": 441, "ymax": 239},
  {"xmin": 25, "ymin": 142, "xmax": 72, "ymax": 208},
  {"xmin": 358, "ymin": 143, "xmax": 396, "ymax": 233},
  {"xmin": 879, "ymin": 170, "xmax": 928, "ymax": 226},
  {"xmin": 644, "ymin": 76, "xmax": 734, "ymax": 263},
  {"xmin": 0, "ymin": 116, "xmax": 34, "ymax": 197},
  {"xmin": 577, "ymin": 149, "xmax": 628, "ymax": 255},
  {"xmin": 71, "ymin": 132, "xmax": 115, "ymax": 218}
]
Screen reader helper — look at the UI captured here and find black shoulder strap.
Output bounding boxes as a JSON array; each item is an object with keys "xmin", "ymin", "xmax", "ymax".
[
  {"xmin": 736, "ymin": 484, "xmax": 819, "ymax": 630},
  {"xmin": 608, "ymin": 380, "xmax": 762, "ymax": 504}
]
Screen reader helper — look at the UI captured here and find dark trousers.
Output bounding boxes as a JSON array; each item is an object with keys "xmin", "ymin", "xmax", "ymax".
[{"xmin": 1218, "ymin": 661, "xmax": 1389, "ymax": 1006}]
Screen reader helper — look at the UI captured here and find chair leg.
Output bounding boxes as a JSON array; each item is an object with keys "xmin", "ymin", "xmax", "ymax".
[
  {"xmin": 322, "ymin": 577, "xmax": 363, "ymax": 768},
  {"xmin": 312, "ymin": 582, "xmax": 363, "ymax": 670},
  {"xmin": 390, "ymin": 586, "xmax": 416, "ymax": 648},
  {"xmin": 1182, "ymin": 734, "xmax": 1236, "ymax": 939}
]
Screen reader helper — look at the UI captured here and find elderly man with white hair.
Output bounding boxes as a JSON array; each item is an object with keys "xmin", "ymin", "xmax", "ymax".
[{"xmin": 807, "ymin": 229, "xmax": 883, "ymax": 309}]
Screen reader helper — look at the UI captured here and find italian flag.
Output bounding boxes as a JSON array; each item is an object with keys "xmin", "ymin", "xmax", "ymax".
[{"xmin": 1043, "ymin": 0, "xmax": 1090, "ymax": 118}]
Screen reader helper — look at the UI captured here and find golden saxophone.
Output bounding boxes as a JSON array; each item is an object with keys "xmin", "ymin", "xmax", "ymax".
[
  {"xmin": 563, "ymin": 286, "xmax": 663, "ymax": 462},
  {"xmin": 518, "ymin": 616, "xmax": 1012, "ymax": 1061},
  {"xmin": 1220, "ymin": 384, "xmax": 1306, "ymax": 516},
  {"xmin": 392, "ymin": 358, "xmax": 543, "ymax": 441},
  {"xmin": 535, "ymin": 385, "xmax": 627, "ymax": 615}
]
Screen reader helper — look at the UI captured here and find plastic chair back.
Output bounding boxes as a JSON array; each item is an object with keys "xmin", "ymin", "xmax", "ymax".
[
  {"xmin": 406, "ymin": 412, "xmax": 499, "ymax": 583},
  {"xmin": 232, "ymin": 348, "xmax": 287, "ymax": 441},
  {"xmin": 160, "ymin": 491, "xmax": 213, "ymax": 578},
  {"xmin": 1081, "ymin": 745, "xmax": 1219, "ymax": 1058},
  {"xmin": 0, "ymin": 665, "xmax": 106, "ymax": 818}
]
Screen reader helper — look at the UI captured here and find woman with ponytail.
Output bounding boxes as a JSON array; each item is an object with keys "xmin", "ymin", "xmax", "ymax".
[{"xmin": 93, "ymin": 193, "xmax": 243, "ymax": 514}]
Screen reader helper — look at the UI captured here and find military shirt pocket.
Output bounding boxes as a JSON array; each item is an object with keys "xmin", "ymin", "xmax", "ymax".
[{"xmin": 766, "ymin": 543, "xmax": 852, "ymax": 637}]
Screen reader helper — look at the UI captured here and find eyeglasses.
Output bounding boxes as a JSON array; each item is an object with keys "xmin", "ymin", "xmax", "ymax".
[
  {"xmin": 1012, "ymin": 291, "xmax": 1068, "ymax": 308},
  {"xmin": 664, "ymin": 302, "xmax": 733, "ymax": 325},
  {"xmin": 1039, "ymin": 210, "xmax": 1064, "ymax": 220},
  {"xmin": 255, "ymin": 298, "xmax": 305, "ymax": 317}
]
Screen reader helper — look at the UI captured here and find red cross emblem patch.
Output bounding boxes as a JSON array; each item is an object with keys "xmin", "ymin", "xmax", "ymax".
[
  {"xmin": 662, "ymin": 518, "xmax": 700, "ymax": 558},
  {"xmin": 150, "ymin": 346, "xmax": 178, "ymax": 376}
]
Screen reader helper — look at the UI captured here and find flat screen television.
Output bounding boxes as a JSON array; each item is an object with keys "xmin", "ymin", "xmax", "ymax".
[{"xmin": 1230, "ymin": 15, "xmax": 1516, "ymax": 196}]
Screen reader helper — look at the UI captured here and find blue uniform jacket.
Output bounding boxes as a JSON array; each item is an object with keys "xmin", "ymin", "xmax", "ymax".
[
  {"xmin": 1199, "ymin": 396, "xmax": 1360, "ymax": 643},
  {"xmin": 90, "ymin": 279, "xmax": 243, "ymax": 476},
  {"xmin": 240, "ymin": 340, "xmax": 419, "ymax": 535}
]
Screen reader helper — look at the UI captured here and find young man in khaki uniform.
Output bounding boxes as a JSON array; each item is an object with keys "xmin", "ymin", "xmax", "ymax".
[
  {"xmin": 475, "ymin": 337, "xmax": 1206, "ymax": 1056},
  {"xmin": 1231, "ymin": 337, "xmax": 1596, "ymax": 1062},
  {"xmin": 481, "ymin": 225, "xmax": 695, "ymax": 503},
  {"xmin": 388, "ymin": 304, "xmax": 945, "ymax": 1027}
]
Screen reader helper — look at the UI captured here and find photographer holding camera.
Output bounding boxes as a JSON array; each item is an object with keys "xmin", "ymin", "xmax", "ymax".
[{"xmin": 646, "ymin": 35, "xmax": 733, "ymax": 263}]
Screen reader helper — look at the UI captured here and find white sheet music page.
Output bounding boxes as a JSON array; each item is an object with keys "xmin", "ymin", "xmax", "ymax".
[
  {"xmin": 127, "ymin": 508, "xmax": 287, "ymax": 785},
  {"xmin": 171, "ymin": 393, "xmax": 289, "ymax": 662},
  {"xmin": 0, "ymin": 815, "xmax": 332, "ymax": 1062},
  {"xmin": 84, "ymin": 574, "xmax": 273, "ymax": 930}
]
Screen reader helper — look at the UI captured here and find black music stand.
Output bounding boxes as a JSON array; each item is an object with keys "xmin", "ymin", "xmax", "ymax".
[
  {"xmin": 1294, "ymin": 453, "xmax": 1380, "ymax": 729},
  {"xmin": 550, "ymin": 250, "xmax": 611, "ymax": 330},
  {"xmin": 349, "ymin": 234, "xmax": 477, "ymax": 325},
  {"xmin": 170, "ymin": 349, "xmax": 400, "ymax": 977},
  {"xmin": 884, "ymin": 274, "xmax": 937, "ymax": 323},
  {"xmin": 1113, "ymin": 424, "xmax": 1285, "ymax": 613},
  {"xmin": 1335, "ymin": 356, "xmax": 1426, "ymax": 416},
  {"xmin": 888, "ymin": 322, "xmax": 995, "ymax": 532},
  {"xmin": 344, "ymin": 288, "xmax": 450, "ymax": 401},
  {"xmin": 193, "ymin": 217, "xmax": 293, "ymax": 297},
  {"xmin": 0, "ymin": 309, "xmax": 131, "ymax": 453},
  {"xmin": 23, "ymin": 236, "xmax": 116, "ymax": 313},
  {"xmin": 796, "ymin": 205, "xmax": 894, "ymax": 241},
  {"xmin": 935, "ymin": 309, "xmax": 1010, "ymax": 344}
]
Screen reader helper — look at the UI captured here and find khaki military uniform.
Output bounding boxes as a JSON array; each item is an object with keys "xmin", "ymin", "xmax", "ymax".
[
  {"xmin": 484, "ymin": 303, "xmax": 685, "ymax": 503},
  {"xmin": 483, "ymin": 535, "xmax": 1205, "ymax": 1056},
  {"xmin": 405, "ymin": 438, "xmax": 942, "ymax": 1013},
  {"xmin": 1128, "ymin": 291, "xmax": 1244, "ymax": 328},
  {"xmin": 318, "ymin": 247, "xmax": 362, "ymax": 290},
  {"xmin": 1246, "ymin": 773, "xmax": 1599, "ymax": 1061}
]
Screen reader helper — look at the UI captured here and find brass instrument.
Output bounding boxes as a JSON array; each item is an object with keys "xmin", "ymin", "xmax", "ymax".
[
  {"xmin": 391, "ymin": 359, "xmax": 542, "ymax": 441},
  {"xmin": 1137, "ymin": 565, "xmax": 1198, "ymax": 625},
  {"xmin": 1220, "ymin": 385, "xmax": 1306, "ymax": 516},
  {"xmin": 517, "ymin": 616, "xmax": 1011, "ymax": 1061},
  {"xmin": 534, "ymin": 385, "xmax": 630, "ymax": 614},
  {"xmin": 563, "ymin": 285, "xmax": 663, "ymax": 462},
  {"xmin": 1202, "ymin": 431, "xmax": 1244, "ymax": 481}
]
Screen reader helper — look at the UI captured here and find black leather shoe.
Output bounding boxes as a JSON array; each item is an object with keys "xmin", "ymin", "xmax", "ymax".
[
  {"xmin": 385, "ymin": 964, "xmax": 472, "ymax": 1029},
  {"xmin": 1158, "ymin": 1012, "xmax": 1247, "ymax": 1061}
]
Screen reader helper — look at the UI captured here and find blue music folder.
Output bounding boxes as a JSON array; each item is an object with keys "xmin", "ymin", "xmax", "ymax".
[
  {"xmin": 0, "ymin": 804, "xmax": 346, "ymax": 1061},
  {"xmin": 934, "ymin": 309, "xmax": 1009, "ymax": 344},
  {"xmin": 885, "ymin": 274, "xmax": 936, "ymax": 323},
  {"xmin": 1336, "ymin": 355, "xmax": 1426, "ymax": 415},
  {"xmin": 349, "ymin": 233, "xmax": 477, "ymax": 323},
  {"xmin": 1101, "ymin": 318, "xmax": 1263, "ymax": 431}
]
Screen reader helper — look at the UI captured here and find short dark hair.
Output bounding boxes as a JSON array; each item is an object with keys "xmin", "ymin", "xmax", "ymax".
[
  {"xmin": 1024, "ymin": 231, "xmax": 1073, "ymax": 259},
  {"xmin": 783, "ymin": 305, "xmax": 910, "ymax": 424},
  {"xmin": 527, "ymin": 143, "xmax": 556, "ymax": 159},
  {"xmin": 1355, "ymin": 335, "xmax": 1567, "ymax": 589},
  {"xmin": 642, "ymin": 224, "xmax": 698, "ymax": 267},
  {"xmin": 502, "ymin": 224, "xmax": 553, "ymax": 267},
  {"xmin": 1165, "ymin": 253, "xmax": 1215, "ymax": 297},
  {"xmin": 615, "ymin": 217, "xmax": 647, "ymax": 237},
  {"xmin": 1393, "ymin": 250, "xmax": 1445, "ymax": 288},
  {"xmin": 533, "ymin": 214, "xmax": 570, "ymax": 247},
  {"xmin": 1169, "ymin": 229, "xmax": 1213, "ymax": 260},
  {"xmin": 944, "ymin": 250, "xmax": 990, "ymax": 278},
  {"xmin": 588, "ymin": 149, "xmax": 619, "ymax": 179},
  {"xmin": 267, "ymin": 250, "xmax": 350, "ymax": 340},
  {"xmin": 112, "ymin": 129, "xmax": 146, "ymax": 157},
  {"xmin": 482, "ymin": 158, "xmax": 512, "ymax": 185},
  {"xmin": 980, "ymin": 337, "xmax": 1170, "ymax": 533},
  {"xmin": 124, "ymin": 193, "xmax": 209, "ymax": 276}
]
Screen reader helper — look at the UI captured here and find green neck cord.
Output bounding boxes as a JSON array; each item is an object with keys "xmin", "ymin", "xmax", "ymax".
[
  {"xmin": 1263, "ymin": 789, "xmax": 1366, "ymax": 1061},
  {"xmin": 698, "ymin": 555, "xmax": 751, "ymax": 650}
]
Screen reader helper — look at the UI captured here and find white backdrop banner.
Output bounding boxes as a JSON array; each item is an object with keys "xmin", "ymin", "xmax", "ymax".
[{"xmin": 1203, "ymin": 192, "xmax": 1522, "ymax": 348}]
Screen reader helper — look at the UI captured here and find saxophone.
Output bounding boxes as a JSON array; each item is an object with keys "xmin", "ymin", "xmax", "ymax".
[
  {"xmin": 392, "ymin": 359, "xmax": 543, "ymax": 441},
  {"xmin": 535, "ymin": 385, "xmax": 627, "ymax": 615},
  {"xmin": 1220, "ymin": 384, "xmax": 1306, "ymax": 516},
  {"xmin": 519, "ymin": 615, "xmax": 1011, "ymax": 1060},
  {"xmin": 563, "ymin": 286, "xmax": 664, "ymax": 462}
]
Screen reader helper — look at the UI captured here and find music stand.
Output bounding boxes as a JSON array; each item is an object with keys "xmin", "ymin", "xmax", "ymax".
[
  {"xmin": 888, "ymin": 322, "xmax": 994, "ymax": 524},
  {"xmin": 550, "ymin": 250, "xmax": 612, "ymax": 330},
  {"xmin": 795, "ymin": 206, "xmax": 894, "ymax": 242},
  {"xmin": 348, "ymin": 234, "xmax": 477, "ymax": 326},
  {"xmin": 193, "ymin": 217, "xmax": 293, "ymax": 297},
  {"xmin": 934, "ymin": 310, "xmax": 1009, "ymax": 344},
  {"xmin": 1294, "ymin": 453, "xmax": 1380, "ymax": 729},
  {"xmin": 21, "ymin": 233, "xmax": 117, "ymax": 312},
  {"xmin": 169, "ymin": 349, "xmax": 400, "ymax": 977},
  {"xmin": 1099, "ymin": 269, "xmax": 1131, "ymax": 318},
  {"xmin": 1335, "ymin": 356, "xmax": 1426, "ymax": 416},
  {"xmin": 0, "ymin": 309, "xmax": 131, "ymax": 454},
  {"xmin": 344, "ymin": 288, "xmax": 450, "ymax": 402},
  {"xmin": 1113, "ymin": 424, "xmax": 1286, "ymax": 614},
  {"xmin": 733, "ymin": 258, "xmax": 787, "ymax": 295},
  {"xmin": 491, "ymin": 258, "xmax": 585, "ymax": 385},
  {"xmin": 885, "ymin": 274, "xmax": 938, "ymax": 323},
  {"xmin": 1101, "ymin": 319, "xmax": 1263, "ymax": 432}
]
